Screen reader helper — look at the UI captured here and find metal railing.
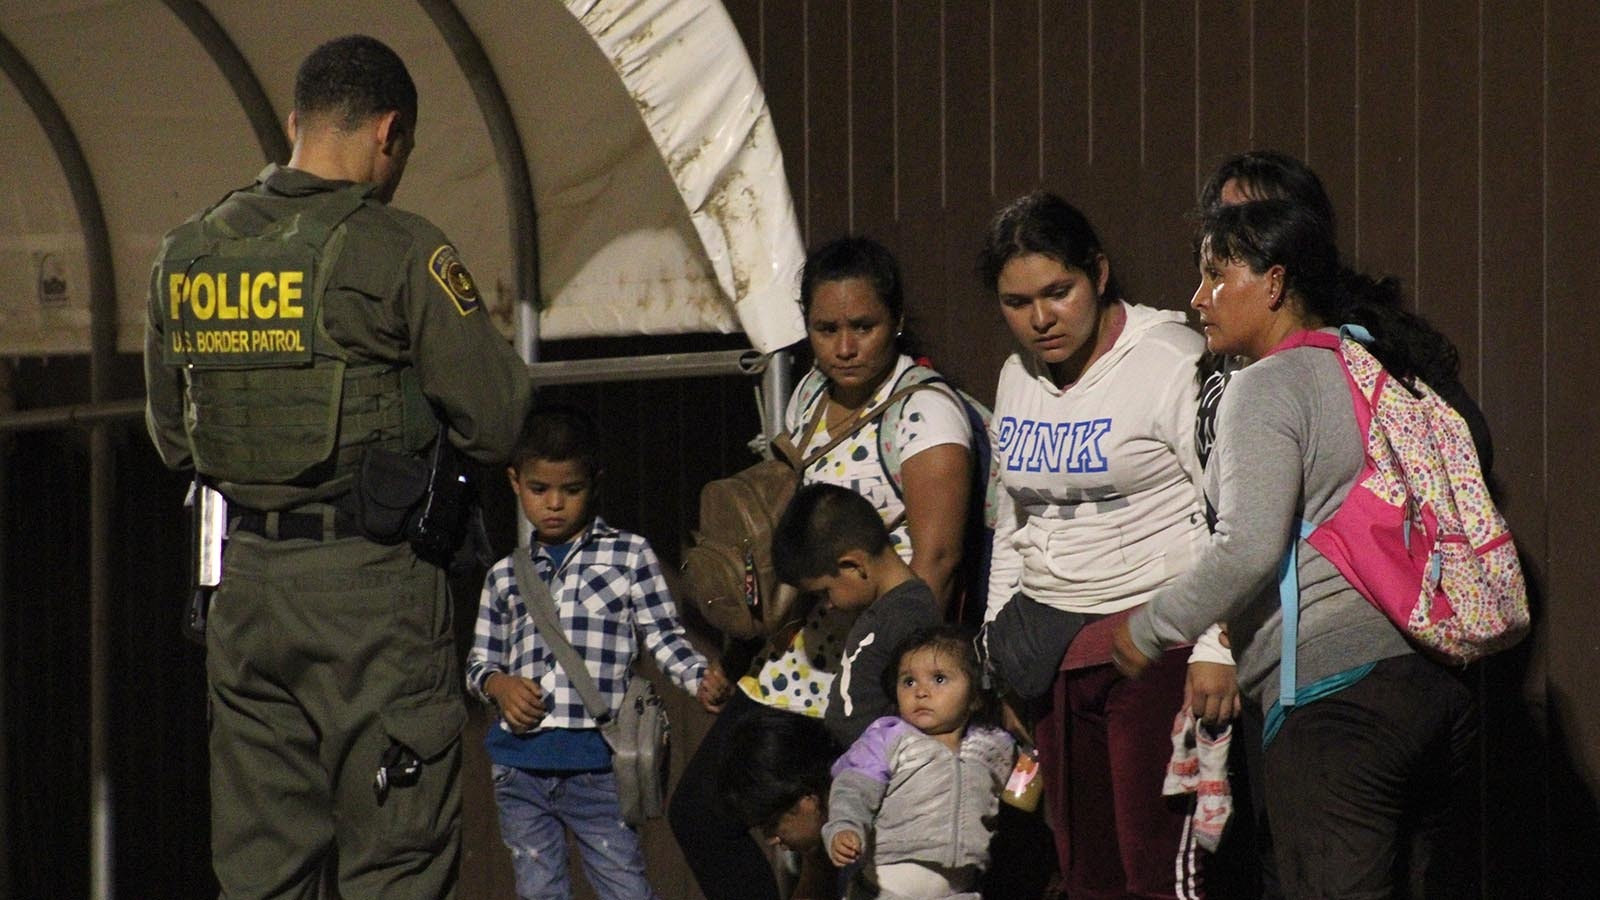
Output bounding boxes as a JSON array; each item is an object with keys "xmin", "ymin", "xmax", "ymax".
[{"xmin": 0, "ymin": 352, "xmax": 778, "ymax": 435}]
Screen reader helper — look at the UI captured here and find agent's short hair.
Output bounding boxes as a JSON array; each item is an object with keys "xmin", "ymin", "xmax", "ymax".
[
  {"xmin": 718, "ymin": 708, "xmax": 838, "ymax": 830},
  {"xmin": 294, "ymin": 35, "xmax": 418, "ymax": 130},
  {"xmin": 509, "ymin": 403, "xmax": 602, "ymax": 478},
  {"xmin": 772, "ymin": 483, "xmax": 892, "ymax": 585}
]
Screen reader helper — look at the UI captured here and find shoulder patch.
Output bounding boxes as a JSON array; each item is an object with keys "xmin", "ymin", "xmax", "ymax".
[{"xmin": 428, "ymin": 245, "xmax": 481, "ymax": 315}]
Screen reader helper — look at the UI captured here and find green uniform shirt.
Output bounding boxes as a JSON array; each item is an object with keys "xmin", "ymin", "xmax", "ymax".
[{"xmin": 144, "ymin": 163, "xmax": 532, "ymax": 480}]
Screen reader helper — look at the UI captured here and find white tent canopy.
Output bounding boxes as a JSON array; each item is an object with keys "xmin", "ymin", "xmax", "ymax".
[{"xmin": 0, "ymin": 0, "xmax": 806, "ymax": 358}]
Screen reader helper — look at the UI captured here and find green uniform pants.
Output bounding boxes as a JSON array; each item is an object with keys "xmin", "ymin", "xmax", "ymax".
[{"xmin": 207, "ymin": 532, "xmax": 463, "ymax": 899}]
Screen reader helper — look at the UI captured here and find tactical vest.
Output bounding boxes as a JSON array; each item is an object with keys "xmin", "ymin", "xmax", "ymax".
[{"xmin": 156, "ymin": 184, "xmax": 433, "ymax": 507}]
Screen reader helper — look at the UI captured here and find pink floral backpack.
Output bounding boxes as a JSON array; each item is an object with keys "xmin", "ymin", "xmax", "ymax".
[{"xmin": 1276, "ymin": 325, "xmax": 1529, "ymax": 703}]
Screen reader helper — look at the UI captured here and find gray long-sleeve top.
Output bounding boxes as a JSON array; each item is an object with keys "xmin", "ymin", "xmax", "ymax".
[
  {"xmin": 1127, "ymin": 338, "xmax": 1413, "ymax": 714},
  {"xmin": 824, "ymin": 716, "xmax": 1015, "ymax": 874}
]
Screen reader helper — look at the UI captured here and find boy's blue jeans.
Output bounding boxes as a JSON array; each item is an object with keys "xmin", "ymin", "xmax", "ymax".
[{"xmin": 491, "ymin": 765, "xmax": 658, "ymax": 900}]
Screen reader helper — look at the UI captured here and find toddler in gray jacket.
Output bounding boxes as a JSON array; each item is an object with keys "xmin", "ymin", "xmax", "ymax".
[{"xmin": 824, "ymin": 625, "xmax": 1015, "ymax": 900}]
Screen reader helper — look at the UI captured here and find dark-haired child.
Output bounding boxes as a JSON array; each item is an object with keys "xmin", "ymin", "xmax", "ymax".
[
  {"xmin": 772, "ymin": 483, "xmax": 945, "ymax": 749},
  {"xmin": 719, "ymin": 708, "xmax": 840, "ymax": 855},
  {"xmin": 824, "ymin": 625, "xmax": 1015, "ymax": 899},
  {"xmin": 703, "ymin": 482, "xmax": 944, "ymax": 895},
  {"xmin": 466, "ymin": 404, "xmax": 729, "ymax": 899}
]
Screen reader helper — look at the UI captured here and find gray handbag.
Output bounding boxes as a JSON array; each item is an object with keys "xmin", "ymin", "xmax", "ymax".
[{"xmin": 512, "ymin": 548, "xmax": 670, "ymax": 827}]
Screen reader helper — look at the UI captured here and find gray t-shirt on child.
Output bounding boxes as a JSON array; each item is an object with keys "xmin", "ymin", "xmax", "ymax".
[{"xmin": 825, "ymin": 578, "xmax": 942, "ymax": 748}]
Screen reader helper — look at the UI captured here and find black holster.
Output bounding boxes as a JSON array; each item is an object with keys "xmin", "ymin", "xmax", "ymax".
[{"xmin": 353, "ymin": 427, "xmax": 476, "ymax": 565}]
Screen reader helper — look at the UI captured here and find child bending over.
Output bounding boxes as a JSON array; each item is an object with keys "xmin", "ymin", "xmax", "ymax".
[
  {"xmin": 772, "ymin": 483, "xmax": 945, "ymax": 749},
  {"xmin": 824, "ymin": 625, "xmax": 1015, "ymax": 900},
  {"xmin": 465, "ymin": 404, "xmax": 729, "ymax": 900}
]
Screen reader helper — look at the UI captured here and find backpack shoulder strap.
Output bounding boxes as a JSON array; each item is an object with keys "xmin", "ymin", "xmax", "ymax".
[
  {"xmin": 873, "ymin": 365, "xmax": 941, "ymax": 486},
  {"xmin": 797, "ymin": 377, "xmax": 941, "ymax": 470},
  {"xmin": 875, "ymin": 366, "xmax": 991, "ymax": 500},
  {"xmin": 773, "ymin": 366, "xmax": 831, "ymax": 468},
  {"xmin": 789, "ymin": 367, "xmax": 831, "ymax": 431},
  {"xmin": 512, "ymin": 548, "xmax": 612, "ymax": 724}
]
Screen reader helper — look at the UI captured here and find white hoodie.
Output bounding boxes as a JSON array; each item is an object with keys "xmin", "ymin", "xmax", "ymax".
[{"xmin": 985, "ymin": 302, "xmax": 1209, "ymax": 621}]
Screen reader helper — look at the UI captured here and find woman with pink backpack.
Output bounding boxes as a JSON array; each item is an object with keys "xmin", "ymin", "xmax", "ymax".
[{"xmin": 1113, "ymin": 196, "xmax": 1509, "ymax": 898}]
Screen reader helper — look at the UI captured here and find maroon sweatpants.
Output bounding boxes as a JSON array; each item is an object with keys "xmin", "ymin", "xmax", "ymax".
[{"xmin": 1033, "ymin": 646, "xmax": 1202, "ymax": 900}]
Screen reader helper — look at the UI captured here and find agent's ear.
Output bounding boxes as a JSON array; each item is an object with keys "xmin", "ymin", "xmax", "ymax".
[
  {"xmin": 286, "ymin": 109, "xmax": 299, "ymax": 146},
  {"xmin": 505, "ymin": 465, "xmax": 523, "ymax": 493},
  {"xmin": 374, "ymin": 109, "xmax": 409, "ymax": 156}
]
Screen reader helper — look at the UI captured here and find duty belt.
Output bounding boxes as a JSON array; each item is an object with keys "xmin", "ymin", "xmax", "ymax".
[{"xmin": 230, "ymin": 503, "xmax": 361, "ymax": 542}]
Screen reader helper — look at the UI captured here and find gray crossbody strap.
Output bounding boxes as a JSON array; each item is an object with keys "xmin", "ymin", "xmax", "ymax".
[{"xmin": 512, "ymin": 547, "xmax": 612, "ymax": 725}]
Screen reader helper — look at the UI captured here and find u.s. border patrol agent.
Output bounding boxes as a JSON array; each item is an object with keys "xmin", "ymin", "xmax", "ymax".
[{"xmin": 142, "ymin": 35, "xmax": 532, "ymax": 899}]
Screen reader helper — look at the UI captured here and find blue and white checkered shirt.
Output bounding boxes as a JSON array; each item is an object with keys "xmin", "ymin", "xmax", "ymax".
[{"xmin": 466, "ymin": 517, "xmax": 706, "ymax": 730}]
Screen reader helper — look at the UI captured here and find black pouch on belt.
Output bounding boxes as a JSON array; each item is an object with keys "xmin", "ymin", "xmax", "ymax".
[
  {"xmin": 354, "ymin": 448, "xmax": 431, "ymax": 544},
  {"xmin": 983, "ymin": 592, "xmax": 1088, "ymax": 701},
  {"xmin": 407, "ymin": 435, "xmax": 472, "ymax": 562}
]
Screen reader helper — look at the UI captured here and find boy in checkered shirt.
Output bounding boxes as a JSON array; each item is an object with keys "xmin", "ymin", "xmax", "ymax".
[{"xmin": 467, "ymin": 404, "xmax": 730, "ymax": 899}]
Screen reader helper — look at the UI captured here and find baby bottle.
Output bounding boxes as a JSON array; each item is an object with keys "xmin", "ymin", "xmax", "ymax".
[{"xmin": 1001, "ymin": 744, "xmax": 1042, "ymax": 812}]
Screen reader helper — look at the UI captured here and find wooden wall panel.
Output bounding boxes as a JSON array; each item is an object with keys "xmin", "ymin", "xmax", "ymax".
[
  {"xmin": 849, "ymin": 0, "xmax": 899, "ymax": 238},
  {"xmin": 1477, "ymin": 0, "xmax": 1545, "ymax": 552},
  {"xmin": 1138, "ymin": 1, "xmax": 1198, "ymax": 312},
  {"xmin": 1195, "ymin": 0, "xmax": 1252, "ymax": 200},
  {"xmin": 889, "ymin": 1, "xmax": 947, "ymax": 366},
  {"xmin": 891, "ymin": 0, "xmax": 943, "ymax": 220},
  {"xmin": 1354, "ymin": 0, "xmax": 1417, "ymax": 289},
  {"xmin": 1039, "ymin": 1, "xmax": 1090, "ymax": 200},
  {"xmin": 1082, "ymin": 0, "xmax": 1142, "ymax": 299},
  {"xmin": 940, "ymin": 0, "xmax": 997, "ymax": 385},
  {"xmin": 1542, "ymin": 0, "xmax": 1600, "ymax": 890},
  {"xmin": 1414, "ymin": 0, "xmax": 1482, "ymax": 383},
  {"xmin": 942, "ymin": 0, "xmax": 992, "ymax": 206},
  {"xmin": 1251, "ymin": 0, "xmax": 1308, "ymax": 164},
  {"xmin": 993, "ymin": 0, "xmax": 1044, "ymax": 203},
  {"xmin": 805, "ymin": 1, "xmax": 853, "ymax": 244},
  {"xmin": 1305, "ymin": 0, "xmax": 1360, "ymax": 255}
]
